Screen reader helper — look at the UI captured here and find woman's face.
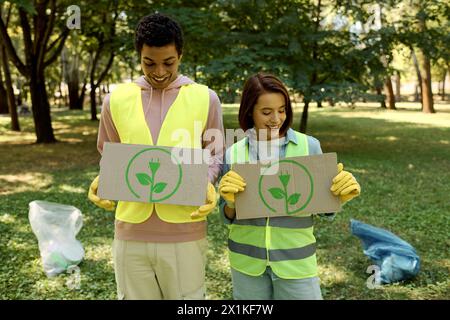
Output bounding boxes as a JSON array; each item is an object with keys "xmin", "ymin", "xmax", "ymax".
[
  {"xmin": 252, "ymin": 92, "xmax": 287, "ymax": 140},
  {"xmin": 140, "ymin": 43, "xmax": 181, "ymax": 89}
]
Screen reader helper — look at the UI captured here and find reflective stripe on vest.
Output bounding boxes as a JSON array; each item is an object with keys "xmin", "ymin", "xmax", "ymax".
[
  {"xmin": 234, "ymin": 215, "xmax": 313, "ymax": 228},
  {"xmin": 228, "ymin": 239, "xmax": 316, "ymax": 261},
  {"xmin": 228, "ymin": 131, "xmax": 318, "ymax": 279},
  {"xmin": 109, "ymin": 83, "xmax": 209, "ymax": 223}
]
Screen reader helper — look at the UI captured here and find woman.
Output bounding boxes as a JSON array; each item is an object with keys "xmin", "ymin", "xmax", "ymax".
[{"xmin": 218, "ymin": 73, "xmax": 361, "ymax": 300}]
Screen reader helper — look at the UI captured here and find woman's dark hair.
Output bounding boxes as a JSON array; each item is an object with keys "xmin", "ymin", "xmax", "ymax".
[
  {"xmin": 135, "ymin": 13, "xmax": 184, "ymax": 56},
  {"xmin": 238, "ymin": 73, "xmax": 293, "ymax": 136}
]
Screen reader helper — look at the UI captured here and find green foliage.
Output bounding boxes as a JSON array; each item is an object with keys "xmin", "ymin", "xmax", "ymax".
[{"xmin": 6, "ymin": 0, "xmax": 36, "ymax": 15}]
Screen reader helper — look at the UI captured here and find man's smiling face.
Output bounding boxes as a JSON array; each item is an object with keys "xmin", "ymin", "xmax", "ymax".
[{"xmin": 141, "ymin": 43, "xmax": 182, "ymax": 89}]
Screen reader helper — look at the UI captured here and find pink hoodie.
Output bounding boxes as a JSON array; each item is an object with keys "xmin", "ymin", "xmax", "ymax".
[{"xmin": 97, "ymin": 75, "xmax": 224, "ymax": 242}]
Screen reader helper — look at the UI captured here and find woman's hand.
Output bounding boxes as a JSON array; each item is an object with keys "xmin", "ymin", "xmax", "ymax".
[{"xmin": 330, "ymin": 163, "xmax": 361, "ymax": 204}]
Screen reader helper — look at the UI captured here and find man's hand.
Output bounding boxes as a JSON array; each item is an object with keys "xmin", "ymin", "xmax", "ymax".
[
  {"xmin": 191, "ymin": 182, "xmax": 217, "ymax": 219},
  {"xmin": 88, "ymin": 176, "xmax": 116, "ymax": 211},
  {"xmin": 218, "ymin": 170, "xmax": 246, "ymax": 209},
  {"xmin": 330, "ymin": 163, "xmax": 361, "ymax": 204}
]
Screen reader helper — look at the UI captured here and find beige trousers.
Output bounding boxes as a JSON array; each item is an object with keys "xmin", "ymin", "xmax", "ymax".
[{"xmin": 112, "ymin": 238, "xmax": 207, "ymax": 300}]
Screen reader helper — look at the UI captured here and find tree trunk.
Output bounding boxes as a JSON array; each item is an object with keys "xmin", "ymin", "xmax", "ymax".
[
  {"xmin": 89, "ymin": 51, "xmax": 114, "ymax": 121},
  {"xmin": 300, "ymin": 100, "xmax": 309, "ymax": 133},
  {"xmin": 0, "ymin": 67, "xmax": 8, "ymax": 114},
  {"xmin": 79, "ymin": 82, "xmax": 87, "ymax": 110},
  {"xmin": 1, "ymin": 45, "xmax": 20, "ymax": 130},
  {"xmin": 419, "ymin": 51, "xmax": 435, "ymax": 113},
  {"xmin": 414, "ymin": 85, "xmax": 420, "ymax": 102},
  {"xmin": 68, "ymin": 79, "xmax": 83, "ymax": 110},
  {"xmin": 193, "ymin": 64, "xmax": 198, "ymax": 82},
  {"xmin": 90, "ymin": 82, "xmax": 98, "ymax": 121},
  {"xmin": 384, "ymin": 77, "xmax": 396, "ymax": 110},
  {"xmin": 416, "ymin": 12, "xmax": 435, "ymax": 113},
  {"xmin": 376, "ymin": 86, "xmax": 386, "ymax": 108},
  {"xmin": 410, "ymin": 47, "xmax": 422, "ymax": 104},
  {"xmin": 30, "ymin": 68, "xmax": 56, "ymax": 143},
  {"xmin": 310, "ymin": 0, "xmax": 321, "ymax": 111},
  {"xmin": 395, "ymin": 71, "xmax": 401, "ymax": 101},
  {"xmin": 98, "ymin": 84, "xmax": 102, "ymax": 107},
  {"xmin": 441, "ymin": 70, "xmax": 446, "ymax": 101},
  {"xmin": 62, "ymin": 48, "xmax": 84, "ymax": 110}
]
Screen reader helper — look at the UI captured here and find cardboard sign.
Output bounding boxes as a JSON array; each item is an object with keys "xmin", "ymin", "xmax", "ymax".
[
  {"xmin": 98, "ymin": 142, "xmax": 209, "ymax": 206},
  {"xmin": 233, "ymin": 153, "xmax": 341, "ymax": 219}
]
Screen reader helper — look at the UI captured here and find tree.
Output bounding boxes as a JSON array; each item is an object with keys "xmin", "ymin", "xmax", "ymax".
[
  {"xmin": 0, "ymin": 3, "xmax": 19, "ymax": 130},
  {"xmin": 82, "ymin": 0, "xmax": 122, "ymax": 121},
  {"xmin": 61, "ymin": 35, "xmax": 90, "ymax": 110},
  {"xmin": 397, "ymin": 0, "xmax": 449, "ymax": 113},
  {"xmin": 0, "ymin": 0, "xmax": 70, "ymax": 142},
  {"xmin": 0, "ymin": 61, "xmax": 9, "ymax": 114},
  {"xmin": 417, "ymin": 9, "xmax": 435, "ymax": 113}
]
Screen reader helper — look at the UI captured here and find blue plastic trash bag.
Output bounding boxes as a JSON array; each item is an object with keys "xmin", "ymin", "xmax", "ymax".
[{"xmin": 350, "ymin": 219, "xmax": 420, "ymax": 284}]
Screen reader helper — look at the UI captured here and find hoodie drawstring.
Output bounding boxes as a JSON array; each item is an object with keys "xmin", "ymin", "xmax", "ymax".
[
  {"xmin": 161, "ymin": 89, "xmax": 165, "ymax": 124},
  {"xmin": 145, "ymin": 86, "xmax": 154, "ymax": 122}
]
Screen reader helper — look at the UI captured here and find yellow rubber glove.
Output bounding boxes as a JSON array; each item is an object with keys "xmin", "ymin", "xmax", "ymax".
[
  {"xmin": 88, "ymin": 176, "xmax": 116, "ymax": 211},
  {"xmin": 191, "ymin": 182, "xmax": 217, "ymax": 219},
  {"xmin": 218, "ymin": 170, "xmax": 246, "ymax": 209},
  {"xmin": 330, "ymin": 163, "xmax": 361, "ymax": 204}
]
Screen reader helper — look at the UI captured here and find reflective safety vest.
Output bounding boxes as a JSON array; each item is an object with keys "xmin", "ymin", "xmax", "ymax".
[
  {"xmin": 228, "ymin": 131, "xmax": 318, "ymax": 279},
  {"xmin": 109, "ymin": 82, "xmax": 209, "ymax": 223}
]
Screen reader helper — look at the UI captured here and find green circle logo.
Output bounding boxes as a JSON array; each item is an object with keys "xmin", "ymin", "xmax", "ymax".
[
  {"xmin": 258, "ymin": 159, "xmax": 314, "ymax": 215},
  {"xmin": 125, "ymin": 147, "xmax": 182, "ymax": 203}
]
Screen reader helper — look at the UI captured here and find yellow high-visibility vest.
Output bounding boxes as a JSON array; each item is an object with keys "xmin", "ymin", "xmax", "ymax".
[
  {"xmin": 109, "ymin": 82, "xmax": 209, "ymax": 223},
  {"xmin": 228, "ymin": 131, "xmax": 318, "ymax": 279}
]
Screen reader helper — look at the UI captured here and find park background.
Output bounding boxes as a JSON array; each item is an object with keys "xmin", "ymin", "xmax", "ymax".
[{"xmin": 0, "ymin": 0, "xmax": 449, "ymax": 299}]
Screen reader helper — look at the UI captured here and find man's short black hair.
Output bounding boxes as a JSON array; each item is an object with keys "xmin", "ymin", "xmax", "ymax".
[{"xmin": 135, "ymin": 13, "xmax": 184, "ymax": 56}]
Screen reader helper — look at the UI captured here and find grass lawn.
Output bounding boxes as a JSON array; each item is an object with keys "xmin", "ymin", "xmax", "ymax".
[{"xmin": 0, "ymin": 102, "xmax": 449, "ymax": 300}]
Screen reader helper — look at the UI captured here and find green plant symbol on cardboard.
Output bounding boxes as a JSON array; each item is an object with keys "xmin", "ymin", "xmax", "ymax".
[
  {"xmin": 268, "ymin": 171, "xmax": 302, "ymax": 215},
  {"xmin": 259, "ymin": 159, "xmax": 314, "ymax": 215},
  {"xmin": 125, "ymin": 147, "xmax": 182, "ymax": 203},
  {"xmin": 136, "ymin": 159, "xmax": 169, "ymax": 202}
]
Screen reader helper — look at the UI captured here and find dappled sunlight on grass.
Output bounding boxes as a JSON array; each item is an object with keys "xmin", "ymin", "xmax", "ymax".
[
  {"xmin": 315, "ymin": 105, "xmax": 450, "ymax": 128},
  {"xmin": 58, "ymin": 138, "xmax": 84, "ymax": 143},
  {"xmin": 349, "ymin": 168, "xmax": 368, "ymax": 174},
  {"xmin": 207, "ymin": 247, "xmax": 230, "ymax": 270},
  {"xmin": 5, "ymin": 238, "xmax": 32, "ymax": 251},
  {"xmin": 58, "ymin": 184, "xmax": 87, "ymax": 193},
  {"xmin": 0, "ymin": 213, "xmax": 16, "ymax": 224},
  {"xmin": 33, "ymin": 276, "xmax": 69, "ymax": 296},
  {"xmin": 318, "ymin": 262, "xmax": 350, "ymax": 286},
  {"xmin": 54, "ymin": 123, "xmax": 98, "ymax": 136},
  {"xmin": 9, "ymin": 222, "xmax": 33, "ymax": 235},
  {"xmin": 52, "ymin": 122, "xmax": 72, "ymax": 131},
  {"xmin": 0, "ymin": 172, "xmax": 53, "ymax": 195},
  {"xmin": 0, "ymin": 133, "xmax": 36, "ymax": 144},
  {"xmin": 84, "ymin": 244, "xmax": 113, "ymax": 264},
  {"xmin": 375, "ymin": 136, "xmax": 399, "ymax": 142}
]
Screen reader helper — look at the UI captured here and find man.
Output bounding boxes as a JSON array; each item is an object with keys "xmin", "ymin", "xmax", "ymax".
[{"xmin": 88, "ymin": 13, "xmax": 224, "ymax": 300}]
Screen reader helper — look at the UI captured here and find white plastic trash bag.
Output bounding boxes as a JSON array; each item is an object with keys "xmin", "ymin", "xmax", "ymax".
[{"xmin": 29, "ymin": 200, "xmax": 85, "ymax": 277}]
